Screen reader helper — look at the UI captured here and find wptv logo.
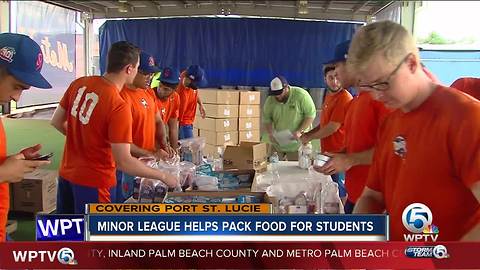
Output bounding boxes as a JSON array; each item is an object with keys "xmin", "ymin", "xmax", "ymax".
[
  {"xmin": 402, "ymin": 203, "xmax": 439, "ymax": 242},
  {"xmin": 12, "ymin": 247, "xmax": 78, "ymax": 265},
  {"xmin": 36, "ymin": 214, "xmax": 85, "ymax": 241}
]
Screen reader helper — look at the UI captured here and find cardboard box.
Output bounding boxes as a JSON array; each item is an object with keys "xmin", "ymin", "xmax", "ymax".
[
  {"xmin": 195, "ymin": 117, "xmax": 238, "ymax": 132},
  {"xmin": 239, "ymin": 130, "xmax": 261, "ymax": 142},
  {"xmin": 204, "ymin": 144, "xmax": 225, "ymax": 157},
  {"xmin": 202, "ymin": 104, "xmax": 239, "ymax": 118},
  {"xmin": 12, "ymin": 169, "xmax": 57, "ymax": 213},
  {"xmin": 239, "ymin": 105, "xmax": 260, "ymax": 118},
  {"xmin": 199, "ymin": 89, "xmax": 240, "ymax": 104},
  {"xmin": 238, "ymin": 117, "xmax": 261, "ymax": 131},
  {"xmin": 200, "ymin": 130, "xmax": 239, "ymax": 146},
  {"xmin": 240, "ymin": 91, "xmax": 261, "ymax": 105},
  {"xmin": 223, "ymin": 142, "xmax": 268, "ymax": 172}
]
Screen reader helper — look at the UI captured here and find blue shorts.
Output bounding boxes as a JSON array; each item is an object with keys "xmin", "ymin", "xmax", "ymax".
[
  {"xmin": 331, "ymin": 172, "xmax": 347, "ymax": 198},
  {"xmin": 115, "ymin": 170, "xmax": 135, "ymax": 203},
  {"xmin": 179, "ymin": 124, "xmax": 193, "ymax": 139},
  {"xmin": 56, "ymin": 176, "xmax": 116, "ymax": 214}
]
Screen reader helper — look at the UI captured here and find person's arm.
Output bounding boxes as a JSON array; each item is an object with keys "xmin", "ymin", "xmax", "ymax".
[
  {"xmin": 168, "ymin": 118, "xmax": 179, "ymax": 151},
  {"xmin": 292, "ymin": 117, "xmax": 314, "ymax": 139},
  {"xmin": 316, "ymin": 148, "xmax": 375, "ymax": 175},
  {"xmin": 197, "ymin": 95, "xmax": 206, "ymax": 118},
  {"xmin": 0, "ymin": 153, "xmax": 50, "ymax": 183},
  {"xmin": 353, "ymin": 187, "xmax": 385, "ymax": 214},
  {"xmin": 155, "ymin": 112, "xmax": 175, "ymax": 158},
  {"xmin": 264, "ymin": 122, "xmax": 278, "ymax": 145},
  {"xmin": 301, "ymin": 121, "xmax": 340, "ymax": 143},
  {"xmin": 461, "ymin": 182, "xmax": 480, "ymax": 240},
  {"xmin": 129, "ymin": 144, "xmax": 154, "ymax": 158},
  {"xmin": 50, "ymin": 105, "xmax": 67, "ymax": 136},
  {"xmin": 155, "ymin": 112, "xmax": 169, "ymax": 150},
  {"xmin": 297, "ymin": 90, "xmax": 319, "ymax": 140},
  {"xmin": 111, "ymin": 143, "xmax": 177, "ymax": 188}
]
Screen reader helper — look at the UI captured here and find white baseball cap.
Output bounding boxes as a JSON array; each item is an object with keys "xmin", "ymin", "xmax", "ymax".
[{"xmin": 269, "ymin": 76, "xmax": 288, "ymax": 96}]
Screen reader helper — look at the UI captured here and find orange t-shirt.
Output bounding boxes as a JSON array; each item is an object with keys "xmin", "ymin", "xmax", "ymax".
[
  {"xmin": 450, "ymin": 77, "xmax": 480, "ymax": 100},
  {"xmin": 177, "ymin": 72, "xmax": 199, "ymax": 125},
  {"xmin": 320, "ymin": 89, "xmax": 352, "ymax": 153},
  {"xmin": 120, "ymin": 87, "xmax": 158, "ymax": 152},
  {"xmin": 59, "ymin": 76, "xmax": 133, "ymax": 188},
  {"xmin": 367, "ymin": 85, "xmax": 480, "ymax": 241},
  {"xmin": 0, "ymin": 120, "xmax": 8, "ymax": 242},
  {"xmin": 343, "ymin": 91, "xmax": 391, "ymax": 203},
  {"xmin": 156, "ymin": 91, "xmax": 180, "ymax": 124}
]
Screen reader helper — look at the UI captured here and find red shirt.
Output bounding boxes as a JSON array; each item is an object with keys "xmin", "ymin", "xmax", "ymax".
[
  {"xmin": 367, "ymin": 85, "xmax": 480, "ymax": 241},
  {"xmin": 59, "ymin": 76, "xmax": 133, "ymax": 188},
  {"xmin": 320, "ymin": 89, "xmax": 352, "ymax": 153},
  {"xmin": 156, "ymin": 91, "xmax": 180, "ymax": 123},
  {"xmin": 0, "ymin": 120, "xmax": 8, "ymax": 242},
  {"xmin": 344, "ymin": 91, "xmax": 391, "ymax": 203},
  {"xmin": 450, "ymin": 77, "xmax": 480, "ymax": 100},
  {"xmin": 121, "ymin": 87, "xmax": 158, "ymax": 152},
  {"xmin": 177, "ymin": 72, "xmax": 199, "ymax": 125}
]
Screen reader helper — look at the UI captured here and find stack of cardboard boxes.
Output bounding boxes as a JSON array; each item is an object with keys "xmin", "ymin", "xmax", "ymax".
[
  {"xmin": 194, "ymin": 89, "xmax": 262, "ymax": 157},
  {"xmin": 195, "ymin": 89, "xmax": 239, "ymax": 157},
  {"xmin": 238, "ymin": 91, "xmax": 261, "ymax": 143}
]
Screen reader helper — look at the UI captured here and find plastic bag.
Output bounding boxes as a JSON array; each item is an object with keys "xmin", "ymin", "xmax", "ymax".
[
  {"xmin": 179, "ymin": 137, "xmax": 206, "ymax": 165},
  {"xmin": 179, "ymin": 161, "xmax": 196, "ymax": 190}
]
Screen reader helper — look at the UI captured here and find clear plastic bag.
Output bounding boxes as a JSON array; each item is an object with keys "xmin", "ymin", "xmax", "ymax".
[
  {"xmin": 298, "ymin": 143, "xmax": 313, "ymax": 169},
  {"xmin": 179, "ymin": 137, "xmax": 206, "ymax": 165},
  {"xmin": 179, "ymin": 161, "xmax": 196, "ymax": 190},
  {"xmin": 139, "ymin": 178, "xmax": 167, "ymax": 203}
]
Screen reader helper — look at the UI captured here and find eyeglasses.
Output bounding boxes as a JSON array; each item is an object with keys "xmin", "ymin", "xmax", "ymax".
[{"xmin": 358, "ymin": 53, "xmax": 412, "ymax": 91}]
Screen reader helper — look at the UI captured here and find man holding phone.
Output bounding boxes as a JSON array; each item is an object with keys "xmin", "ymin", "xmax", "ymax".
[{"xmin": 0, "ymin": 33, "xmax": 52, "ymax": 242}]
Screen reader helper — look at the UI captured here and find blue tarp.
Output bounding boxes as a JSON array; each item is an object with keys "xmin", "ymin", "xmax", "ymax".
[{"xmin": 99, "ymin": 17, "xmax": 359, "ymax": 88}]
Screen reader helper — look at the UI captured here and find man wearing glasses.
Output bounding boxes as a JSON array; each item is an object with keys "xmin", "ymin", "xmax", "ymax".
[
  {"xmin": 313, "ymin": 40, "xmax": 390, "ymax": 214},
  {"xmin": 350, "ymin": 21, "xmax": 480, "ymax": 241}
]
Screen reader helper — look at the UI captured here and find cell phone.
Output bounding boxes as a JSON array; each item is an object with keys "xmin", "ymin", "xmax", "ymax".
[{"xmin": 31, "ymin": 152, "xmax": 53, "ymax": 161}]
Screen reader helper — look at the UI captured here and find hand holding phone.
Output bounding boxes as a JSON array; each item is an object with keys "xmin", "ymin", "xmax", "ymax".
[{"xmin": 31, "ymin": 152, "xmax": 54, "ymax": 161}]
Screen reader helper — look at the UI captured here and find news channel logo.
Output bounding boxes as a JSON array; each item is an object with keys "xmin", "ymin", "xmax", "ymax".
[
  {"xmin": 36, "ymin": 214, "xmax": 85, "ymax": 241},
  {"xmin": 57, "ymin": 247, "xmax": 77, "ymax": 265},
  {"xmin": 405, "ymin": 245, "xmax": 449, "ymax": 259},
  {"xmin": 402, "ymin": 203, "xmax": 439, "ymax": 241}
]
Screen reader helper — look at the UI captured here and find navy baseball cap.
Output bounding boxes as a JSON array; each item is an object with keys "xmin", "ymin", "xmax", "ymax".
[
  {"xmin": 158, "ymin": 67, "xmax": 180, "ymax": 85},
  {"xmin": 269, "ymin": 76, "xmax": 288, "ymax": 96},
  {"xmin": 0, "ymin": 33, "xmax": 51, "ymax": 88},
  {"xmin": 185, "ymin": 65, "xmax": 207, "ymax": 89},
  {"xmin": 139, "ymin": 51, "xmax": 160, "ymax": 74},
  {"xmin": 324, "ymin": 40, "xmax": 351, "ymax": 65}
]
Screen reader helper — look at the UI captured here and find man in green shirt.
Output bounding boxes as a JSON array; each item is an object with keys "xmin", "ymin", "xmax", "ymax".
[{"xmin": 262, "ymin": 76, "xmax": 316, "ymax": 160}]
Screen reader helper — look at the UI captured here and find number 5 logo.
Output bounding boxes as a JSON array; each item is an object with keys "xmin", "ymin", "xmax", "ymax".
[
  {"xmin": 402, "ymin": 203, "xmax": 433, "ymax": 233},
  {"xmin": 71, "ymin": 86, "xmax": 99, "ymax": 125}
]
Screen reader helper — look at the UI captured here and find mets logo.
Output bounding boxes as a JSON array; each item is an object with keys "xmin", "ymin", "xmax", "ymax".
[
  {"xmin": 36, "ymin": 52, "xmax": 43, "ymax": 70},
  {"xmin": 0, "ymin": 46, "xmax": 15, "ymax": 63},
  {"xmin": 393, "ymin": 135, "xmax": 407, "ymax": 158},
  {"xmin": 189, "ymin": 74, "xmax": 195, "ymax": 80},
  {"xmin": 140, "ymin": 98, "xmax": 148, "ymax": 108},
  {"xmin": 148, "ymin": 56, "xmax": 155, "ymax": 67}
]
